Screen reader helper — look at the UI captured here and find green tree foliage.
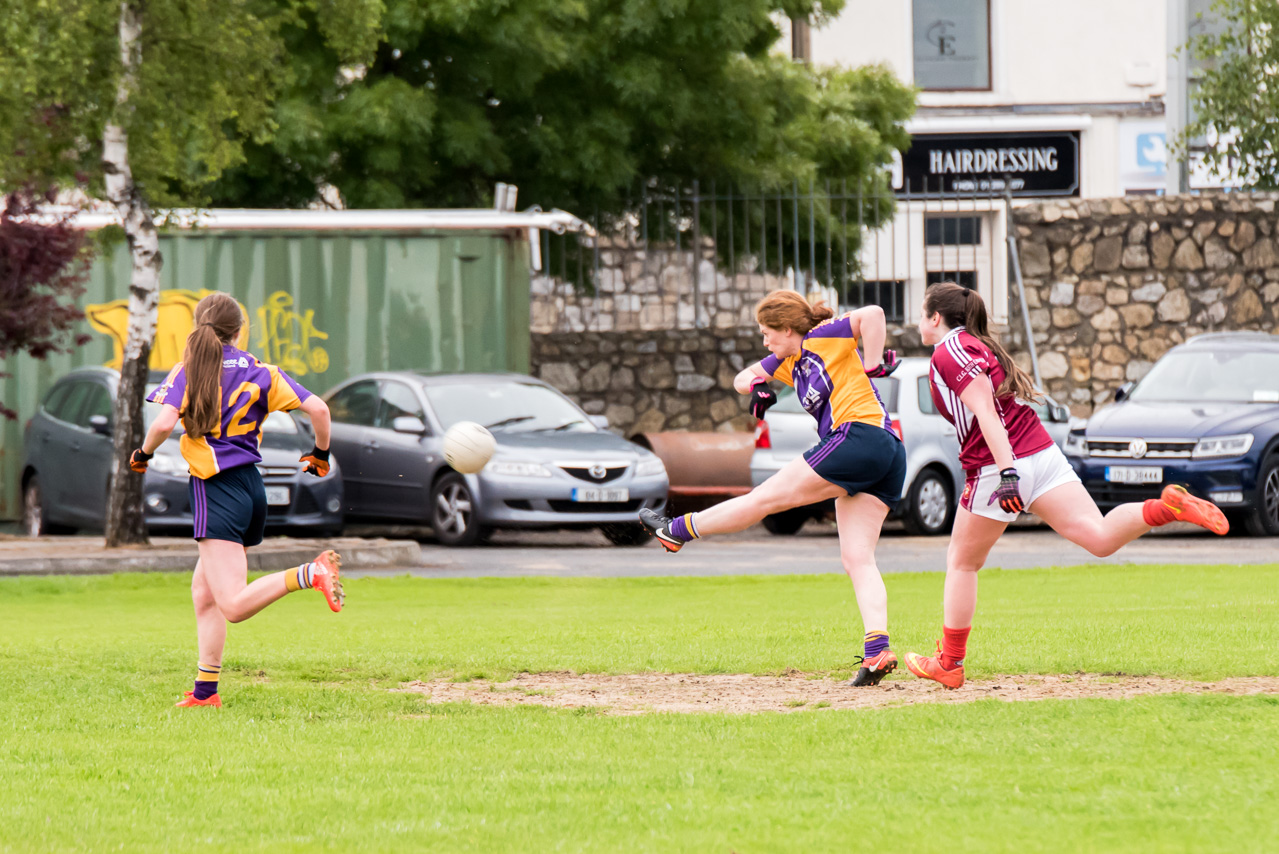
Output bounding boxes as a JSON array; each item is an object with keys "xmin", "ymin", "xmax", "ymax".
[
  {"xmin": 0, "ymin": 0, "xmax": 383, "ymax": 205},
  {"xmin": 208, "ymin": 0, "xmax": 914, "ymax": 224},
  {"xmin": 1181, "ymin": 0, "xmax": 1279, "ymax": 188}
]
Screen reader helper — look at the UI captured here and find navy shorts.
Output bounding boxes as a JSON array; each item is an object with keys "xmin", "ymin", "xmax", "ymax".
[
  {"xmin": 803, "ymin": 422, "xmax": 907, "ymax": 510},
  {"xmin": 190, "ymin": 463, "xmax": 267, "ymax": 547}
]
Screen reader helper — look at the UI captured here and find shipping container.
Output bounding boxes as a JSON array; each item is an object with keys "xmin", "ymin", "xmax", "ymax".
[{"xmin": 0, "ymin": 208, "xmax": 587, "ymax": 521}]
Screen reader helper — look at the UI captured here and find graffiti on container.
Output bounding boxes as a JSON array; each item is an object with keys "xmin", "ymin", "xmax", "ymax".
[
  {"xmin": 255, "ymin": 291, "xmax": 330, "ymax": 376},
  {"xmin": 85, "ymin": 289, "xmax": 250, "ymax": 371}
]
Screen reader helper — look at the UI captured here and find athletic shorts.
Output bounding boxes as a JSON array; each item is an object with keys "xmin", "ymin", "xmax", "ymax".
[
  {"xmin": 189, "ymin": 463, "xmax": 267, "ymax": 546},
  {"xmin": 960, "ymin": 444, "xmax": 1081, "ymax": 523},
  {"xmin": 803, "ymin": 421, "xmax": 907, "ymax": 510}
]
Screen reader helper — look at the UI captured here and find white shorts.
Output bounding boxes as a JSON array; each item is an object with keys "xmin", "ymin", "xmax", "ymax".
[{"xmin": 960, "ymin": 444, "xmax": 1081, "ymax": 523}]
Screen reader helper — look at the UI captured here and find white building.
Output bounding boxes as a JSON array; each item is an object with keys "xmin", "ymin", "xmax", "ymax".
[{"xmin": 782, "ymin": 0, "xmax": 1234, "ymax": 322}]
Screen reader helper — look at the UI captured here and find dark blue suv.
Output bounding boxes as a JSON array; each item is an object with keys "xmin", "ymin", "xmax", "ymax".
[{"xmin": 1066, "ymin": 332, "xmax": 1279, "ymax": 536}]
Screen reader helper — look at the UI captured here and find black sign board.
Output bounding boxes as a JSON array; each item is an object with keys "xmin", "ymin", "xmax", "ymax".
[{"xmin": 897, "ymin": 131, "xmax": 1080, "ymax": 198}]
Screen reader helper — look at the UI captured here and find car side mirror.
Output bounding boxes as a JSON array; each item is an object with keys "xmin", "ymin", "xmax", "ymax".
[
  {"xmin": 88, "ymin": 414, "xmax": 111, "ymax": 436},
  {"xmin": 589, "ymin": 415, "xmax": 610, "ymax": 430},
  {"xmin": 392, "ymin": 415, "xmax": 428, "ymax": 435},
  {"xmin": 1114, "ymin": 382, "xmax": 1134, "ymax": 403},
  {"xmin": 1051, "ymin": 404, "xmax": 1070, "ymax": 423}
]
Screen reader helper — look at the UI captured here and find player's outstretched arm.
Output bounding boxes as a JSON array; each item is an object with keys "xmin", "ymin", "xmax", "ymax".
[
  {"xmin": 131, "ymin": 404, "xmax": 180, "ymax": 472},
  {"xmin": 298, "ymin": 395, "xmax": 332, "ymax": 477},
  {"xmin": 733, "ymin": 362, "xmax": 772, "ymax": 394}
]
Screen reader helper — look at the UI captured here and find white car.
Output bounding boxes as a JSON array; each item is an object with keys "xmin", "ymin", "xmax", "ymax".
[{"xmin": 749, "ymin": 357, "xmax": 1072, "ymax": 535}]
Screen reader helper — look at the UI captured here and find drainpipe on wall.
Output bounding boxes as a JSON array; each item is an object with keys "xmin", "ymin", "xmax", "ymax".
[{"xmin": 1004, "ymin": 191, "xmax": 1043, "ymax": 389}]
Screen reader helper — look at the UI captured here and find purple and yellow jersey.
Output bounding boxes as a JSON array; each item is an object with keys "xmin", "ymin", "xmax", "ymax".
[
  {"xmin": 146, "ymin": 345, "xmax": 312, "ymax": 480},
  {"xmin": 759, "ymin": 314, "xmax": 893, "ymax": 438}
]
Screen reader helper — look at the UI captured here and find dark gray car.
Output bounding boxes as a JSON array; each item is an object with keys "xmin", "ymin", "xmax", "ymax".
[
  {"xmin": 20, "ymin": 367, "xmax": 344, "ymax": 537},
  {"xmin": 324, "ymin": 372, "xmax": 670, "ymax": 546}
]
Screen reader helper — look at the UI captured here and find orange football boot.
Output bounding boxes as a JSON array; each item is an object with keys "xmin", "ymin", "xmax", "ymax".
[
  {"xmin": 311, "ymin": 549, "xmax": 345, "ymax": 612},
  {"xmin": 175, "ymin": 691, "xmax": 223, "ymax": 708},
  {"xmin": 1160, "ymin": 485, "xmax": 1229, "ymax": 535},
  {"xmin": 905, "ymin": 642, "xmax": 965, "ymax": 689},
  {"xmin": 849, "ymin": 649, "xmax": 898, "ymax": 687}
]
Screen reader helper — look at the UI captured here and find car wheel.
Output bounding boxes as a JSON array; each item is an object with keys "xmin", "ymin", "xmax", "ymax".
[
  {"xmin": 22, "ymin": 476, "xmax": 69, "ymax": 537},
  {"xmin": 762, "ymin": 507, "xmax": 810, "ymax": 535},
  {"xmin": 900, "ymin": 468, "xmax": 955, "ymax": 536},
  {"xmin": 600, "ymin": 523, "xmax": 649, "ymax": 547},
  {"xmin": 1244, "ymin": 455, "xmax": 1279, "ymax": 537},
  {"xmin": 430, "ymin": 472, "xmax": 488, "ymax": 546}
]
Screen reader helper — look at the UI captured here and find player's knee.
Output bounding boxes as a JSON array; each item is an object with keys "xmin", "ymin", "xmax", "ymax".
[
  {"xmin": 222, "ymin": 606, "xmax": 251, "ymax": 624},
  {"xmin": 840, "ymin": 551, "xmax": 875, "ymax": 576}
]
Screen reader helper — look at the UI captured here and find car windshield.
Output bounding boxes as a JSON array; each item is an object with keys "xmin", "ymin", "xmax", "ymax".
[
  {"xmin": 143, "ymin": 386, "xmax": 298, "ymax": 434},
  {"xmin": 1129, "ymin": 350, "xmax": 1279, "ymax": 404},
  {"xmin": 424, "ymin": 381, "xmax": 594, "ymax": 432}
]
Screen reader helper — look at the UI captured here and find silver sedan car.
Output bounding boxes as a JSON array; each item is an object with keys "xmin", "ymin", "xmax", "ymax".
[
  {"xmin": 749, "ymin": 357, "xmax": 1073, "ymax": 535},
  {"xmin": 324, "ymin": 372, "xmax": 669, "ymax": 546}
]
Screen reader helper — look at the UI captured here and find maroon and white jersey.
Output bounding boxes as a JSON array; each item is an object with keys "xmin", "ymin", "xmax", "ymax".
[{"xmin": 929, "ymin": 327, "xmax": 1054, "ymax": 473}]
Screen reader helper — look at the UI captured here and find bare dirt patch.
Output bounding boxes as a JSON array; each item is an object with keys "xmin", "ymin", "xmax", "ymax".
[{"xmin": 400, "ymin": 672, "xmax": 1279, "ymax": 715}]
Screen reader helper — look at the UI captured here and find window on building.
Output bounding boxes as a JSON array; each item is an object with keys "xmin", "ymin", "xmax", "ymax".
[
  {"xmin": 849, "ymin": 280, "xmax": 906, "ymax": 323},
  {"xmin": 912, "ymin": 0, "xmax": 990, "ymax": 91},
  {"xmin": 925, "ymin": 216, "xmax": 982, "ymax": 246},
  {"xmin": 926, "ymin": 270, "xmax": 978, "ymax": 290}
]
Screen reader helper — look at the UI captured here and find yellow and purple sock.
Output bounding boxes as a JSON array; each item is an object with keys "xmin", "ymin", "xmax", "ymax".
[
  {"xmin": 193, "ymin": 662, "xmax": 221, "ymax": 700},
  {"xmin": 284, "ymin": 562, "xmax": 317, "ymax": 592},
  {"xmin": 863, "ymin": 630, "xmax": 890, "ymax": 659},
  {"xmin": 667, "ymin": 513, "xmax": 700, "ymax": 543}
]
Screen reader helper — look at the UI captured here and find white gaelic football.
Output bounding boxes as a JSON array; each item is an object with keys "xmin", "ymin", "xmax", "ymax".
[{"xmin": 443, "ymin": 421, "xmax": 496, "ymax": 474}]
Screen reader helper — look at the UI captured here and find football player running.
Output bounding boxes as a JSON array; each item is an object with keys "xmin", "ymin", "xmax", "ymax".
[
  {"xmin": 640, "ymin": 289, "xmax": 907, "ymax": 687},
  {"xmin": 132, "ymin": 292, "xmax": 343, "ymax": 707},
  {"xmin": 905, "ymin": 282, "xmax": 1228, "ymax": 690}
]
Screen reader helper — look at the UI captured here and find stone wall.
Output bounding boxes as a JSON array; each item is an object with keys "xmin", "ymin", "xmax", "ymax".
[
  {"xmin": 532, "ymin": 237, "xmax": 788, "ymax": 333},
  {"xmin": 1010, "ymin": 192, "xmax": 1279, "ymax": 415},
  {"xmin": 531, "ymin": 329, "xmax": 761, "ymax": 437}
]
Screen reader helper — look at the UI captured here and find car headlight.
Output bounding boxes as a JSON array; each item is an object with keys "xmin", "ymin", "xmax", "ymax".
[
  {"xmin": 1192, "ymin": 434, "xmax": 1254, "ymax": 459},
  {"xmin": 1064, "ymin": 431, "xmax": 1088, "ymax": 457},
  {"xmin": 635, "ymin": 457, "xmax": 667, "ymax": 477},
  {"xmin": 149, "ymin": 454, "xmax": 189, "ymax": 478},
  {"xmin": 485, "ymin": 460, "xmax": 552, "ymax": 477}
]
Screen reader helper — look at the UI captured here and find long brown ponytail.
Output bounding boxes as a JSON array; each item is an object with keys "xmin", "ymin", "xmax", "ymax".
[
  {"xmin": 923, "ymin": 282, "xmax": 1040, "ymax": 402},
  {"xmin": 754, "ymin": 289, "xmax": 836, "ymax": 335},
  {"xmin": 181, "ymin": 293, "xmax": 244, "ymax": 436}
]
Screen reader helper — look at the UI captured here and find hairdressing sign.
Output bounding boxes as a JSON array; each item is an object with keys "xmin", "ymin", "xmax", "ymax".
[{"xmin": 896, "ymin": 131, "xmax": 1080, "ymax": 197}]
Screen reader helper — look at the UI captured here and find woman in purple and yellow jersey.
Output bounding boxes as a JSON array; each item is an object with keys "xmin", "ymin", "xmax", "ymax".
[
  {"xmin": 130, "ymin": 292, "xmax": 342, "ymax": 708},
  {"xmin": 640, "ymin": 290, "xmax": 907, "ymax": 687}
]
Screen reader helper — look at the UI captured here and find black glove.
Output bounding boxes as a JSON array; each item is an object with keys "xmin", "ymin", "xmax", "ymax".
[
  {"xmin": 748, "ymin": 378, "xmax": 778, "ymax": 419},
  {"xmin": 865, "ymin": 349, "xmax": 900, "ymax": 378},
  {"xmin": 988, "ymin": 468, "xmax": 1024, "ymax": 514},
  {"xmin": 129, "ymin": 448, "xmax": 153, "ymax": 473},
  {"xmin": 300, "ymin": 446, "xmax": 331, "ymax": 477}
]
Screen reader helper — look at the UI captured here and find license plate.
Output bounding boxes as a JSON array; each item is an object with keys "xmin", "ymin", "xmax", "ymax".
[
  {"xmin": 571, "ymin": 487, "xmax": 629, "ymax": 502},
  {"xmin": 265, "ymin": 486, "xmax": 291, "ymax": 506},
  {"xmin": 1105, "ymin": 466, "xmax": 1163, "ymax": 485}
]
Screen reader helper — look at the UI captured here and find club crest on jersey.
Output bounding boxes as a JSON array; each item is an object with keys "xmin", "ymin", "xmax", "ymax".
[
  {"xmin": 802, "ymin": 386, "xmax": 822, "ymax": 410},
  {"xmin": 222, "ymin": 356, "xmax": 250, "ymax": 368}
]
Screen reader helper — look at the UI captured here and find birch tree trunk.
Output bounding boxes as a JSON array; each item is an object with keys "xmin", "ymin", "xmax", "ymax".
[{"xmin": 103, "ymin": 1, "xmax": 162, "ymax": 547}]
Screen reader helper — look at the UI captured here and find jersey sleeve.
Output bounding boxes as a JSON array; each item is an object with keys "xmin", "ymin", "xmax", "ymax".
[
  {"xmin": 265, "ymin": 364, "xmax": 313, "ymax": 412},
  {"xmin": 147, "ymin": 364, "xmax": 187, "ymax": 409},
  {"xmin": 759, "ymin": 353, "xmax": 797, "ymax": 387},
  {"xmin": 933, "ymin": 337, "xmax": 992, "ymax": 397}
]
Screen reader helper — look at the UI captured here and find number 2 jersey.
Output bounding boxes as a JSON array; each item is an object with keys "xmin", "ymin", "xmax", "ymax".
[
  {"xmin": 760, "ymin": 314, "xmax": 896, "ymax": 440},
  {"xmin": 147, "ymin": 345, "xmax": 313, "ymax": 479},
  {"xmin": 928, "ymin": 326, "xmax": 1053, "ymax": 473}
]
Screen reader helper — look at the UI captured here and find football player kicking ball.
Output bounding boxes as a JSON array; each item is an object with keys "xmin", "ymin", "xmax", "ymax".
[
  {"xmin": 131, "ymin": 292, "xmax": 343, "ymax": 708},
  {"xmin": 640, "ymin": 289, "xmax": 908, "ymax": 687},
  {"xmin": 905, "ymin": 282, "xmax": 1228, "ymax": 689}
]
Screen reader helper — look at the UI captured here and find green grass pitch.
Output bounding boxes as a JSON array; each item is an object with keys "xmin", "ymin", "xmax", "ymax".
[{"xmin": 3, "ymin": 563, "xmax": 1279, "ymax": 852}]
